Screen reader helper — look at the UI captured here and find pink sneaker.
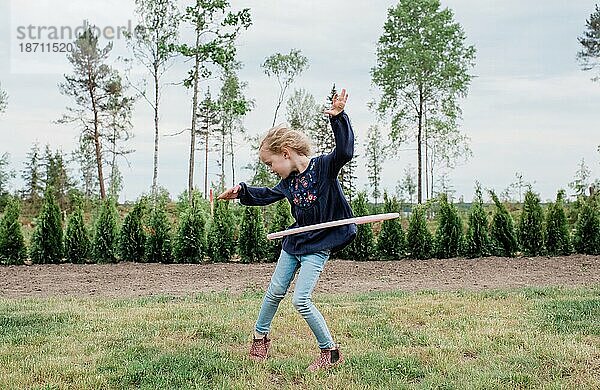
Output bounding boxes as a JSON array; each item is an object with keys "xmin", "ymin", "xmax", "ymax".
[
  {"xmin": 308, "ymin": 346, "xmax": 344, "ymax": 372},
  {"xmin": 249, "ymin": 336, "xmax": 270, "ymax": 362}
]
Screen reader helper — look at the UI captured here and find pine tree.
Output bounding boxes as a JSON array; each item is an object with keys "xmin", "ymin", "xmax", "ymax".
[
  {"xmin": 238, "ymin": 206, "xmax": 269, "ymax": 263},
  {"xmin": 489, "ymin": 190, "xmax": 518, "ymax": 257},
  {"xmin": 464, "ymin": 184, "xmax": 491, "ymax": 258},
  {"xmin": 376, "ymin": 192, "xmax": 405, "ymax": 259},
  {"xmin": 30, "ymin": 187, "xmax": 64, "ymax": 264},
  {"xmin": 268, "ymin": 199, "xmax": 293, "ymax": 262},
  {"xmin": 545, "ymin": 190, "xmax": 571, "ymax": 256},
  {"xmin": 434, "ymin": 193, "xmax": 464, "ymax": 258},
  {"xmin": 573, "ymin": 195, "xmax": 600, "ymax": 255},
  {"xmin": 517, "ymin": 189, "xmax": 545, "ymax": 256},
  {"xmin": 92, "ymin": 198, "xmax": 119, "ymax": 263},
  {"xmin": 21, "ymin": 143, "xmax": 43, "ymax": 205},
  {"xmin": 343, "ymin": 192, "xmax": 375, "ymax": 260},
  {"xmin": 0, "ymin": 197, "xmax": 27, "ymax": 265},
  {"xmin": 207, "ymin": 200, "xmax": 236, "ymax": 262},
  {"xmin": 174, "ymin": 192, "xmax": 207, "ymax": 263},
  {"xmin": 145, "ymin": 198, "xmax": 173, "ymax": 263},
  {"xmin": 65, "ymin": 200, "xmax": 90, "ymax": 263},
  {"xmin": 119, "ymin": 198, "xmax": 147, "ymax": 262},
  {"xmin": 406, "ymin": 205, "xmax": 433, "ymax": 259}
]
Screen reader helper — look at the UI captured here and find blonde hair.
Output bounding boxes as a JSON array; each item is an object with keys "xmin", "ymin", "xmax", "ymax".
[{"xmin": 259, "ymin": 123, "xmax": 313, "ymax": 157}]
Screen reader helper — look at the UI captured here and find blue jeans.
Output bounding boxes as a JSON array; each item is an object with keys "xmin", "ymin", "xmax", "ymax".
[{"xmin": 255, "ymin": 249, "xmax": 335, "ymax": 349}]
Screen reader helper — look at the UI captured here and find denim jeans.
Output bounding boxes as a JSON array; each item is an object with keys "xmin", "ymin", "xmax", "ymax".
[{"xmin": 254, "ymin": 249, "xmax": 335, "ymax": 349}]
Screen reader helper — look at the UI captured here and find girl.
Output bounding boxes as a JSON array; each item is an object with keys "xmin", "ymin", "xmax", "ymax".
[{"xmin": 218, "ymin": 88, "xmax": 356, "ymax": 371}]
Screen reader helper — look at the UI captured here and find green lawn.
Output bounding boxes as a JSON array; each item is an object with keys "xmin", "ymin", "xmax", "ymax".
[{"xmin": 1, "ymin": 287, "xmax": 599, "ymax": 389}]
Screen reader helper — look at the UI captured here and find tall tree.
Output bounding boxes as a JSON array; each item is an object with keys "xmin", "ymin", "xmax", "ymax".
[
  {"xmin": 42, "ymin": 147, "xmax": 72, "ymax": 211},
  {"xmin": 129, "ymin": 0, "xmax": 179, "ymax": 196},
  {"xmin": 174, "ymin": 1, "xmax": 251, "ymax": 201},
  {"xmin": 218, "ymin": 62, "xmax": 252, "ymax": 190},
  {"xmin": 71, "ymin": 137, "xmax": 99, "ymax": 199},
  {"xmin": 577, "ymin": 4, "xmax": 600, "ymax": 82},
  {"xmin": 21, "ymin": 143, "xmax": 43, "ymax": 204},
  {"xmin": 101, "ymin": 75, "xmax": 135, "ymax": 199},
  {"xmin": 58, "ymin": 27, "xmax": 122, "ymax": 199},
  {"xmin": 262, "ymin": 49, "xmax": 308, "ymax": 126},
  {"xmin": 0, "ymin": 82, "xmax": 7, "ymax": 114},
  {"xmin": 286, "ymin": 88, "xmax": 319, "ymax": 133},
  {"xmin": 197, "ymin": 89, "xmax": 221, "ymax": 198},
  {"xmin": 396, "ymin": 165, "xmax": 417, "ymax": 204},
  {"xmin": 308, "ymin": 85, "xmax": 336, "ymax": 156},
  {"xmin": 372, "ymin": 0, "xmax": 476, "ymax": 203},
  {"xmin": 365, "ymin": 125, "xmax": 384, "ymax": 205}
]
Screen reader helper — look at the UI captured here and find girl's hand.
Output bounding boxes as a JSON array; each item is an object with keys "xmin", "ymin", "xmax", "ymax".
[
  {"xmin": 324, "ymin": 88, "xmax": 348, "ymax": 116},
  {"xmin": 217, "ymin": 185, "xmax": 241, "ymax": 200}
]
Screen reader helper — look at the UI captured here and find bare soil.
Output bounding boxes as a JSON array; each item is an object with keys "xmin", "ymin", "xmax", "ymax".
[{"xmin": 1, "ymin": 255, "xmax": 599, "ymax": 298}]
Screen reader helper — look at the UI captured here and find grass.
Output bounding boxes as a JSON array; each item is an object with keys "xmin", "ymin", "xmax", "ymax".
[{"xmin": 1, "ymin": 286, "xmax": 599, "ymax": 389}]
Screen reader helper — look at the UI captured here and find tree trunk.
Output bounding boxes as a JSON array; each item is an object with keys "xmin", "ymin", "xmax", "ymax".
[
  {"xmin": 204, "ymin": 121, "xmax": 209, "ymax": 199},
  {"xmin": 188, "ymin": 30, "xmax": 201, "ymax": 203},
  {"xmin": 417, "ymin": 87, "xmax": 423, "ymax": 204},
  {"xmin": 424, "ymin": 103, "xmax": 429, "ymax": 201},
  {"xmin": 89, "ymin": 77, "xmax": 105, "ymax": 200},
  {"xmin": 229, "ymin": 128, "xmax": 236, "ymax": 186},
  {"xmin": 220, "ymin": 120, "xmax": 226, "ymax": 190},
  {"xmin": 152, "ymin": 57, "xmax": 160, "ymax": 198}
]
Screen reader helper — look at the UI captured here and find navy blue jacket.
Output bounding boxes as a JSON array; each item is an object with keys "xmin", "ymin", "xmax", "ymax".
[{"xmin": 237, "ymin": 111, "xmax": 357, "ymax": 255}]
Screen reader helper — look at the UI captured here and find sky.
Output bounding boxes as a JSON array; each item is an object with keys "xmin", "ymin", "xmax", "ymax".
[{"xmin": 0, "ymin": 0, "xmax": 599, "ymax": 203}]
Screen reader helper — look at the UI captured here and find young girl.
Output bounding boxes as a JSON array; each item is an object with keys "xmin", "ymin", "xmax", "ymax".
[{"xmin": 218, "ymin": 88, "xmax": 356, "ymax": 371}]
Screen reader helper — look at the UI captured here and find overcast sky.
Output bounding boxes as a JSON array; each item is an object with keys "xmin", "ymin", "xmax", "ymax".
[{"xmin": 1, "ymin": 0, "xmax": 599, "ymax": 203}]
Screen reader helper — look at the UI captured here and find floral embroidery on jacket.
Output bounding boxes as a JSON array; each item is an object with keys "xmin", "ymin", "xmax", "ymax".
[{"xmin": 289, "ymin": 159, "xmax": 318, "ymax": 208}]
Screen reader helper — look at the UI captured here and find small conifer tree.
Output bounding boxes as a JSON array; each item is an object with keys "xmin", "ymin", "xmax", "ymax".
[
  {"xmin": 434, "ymin": 193, "xmax": 464, "ymax": 259},
  {"xmin": 0, "ymin": 197, "xmax": 27, "ymax": 265},
  {"xmin": 267, "ymin": 199, "xmax": 293, "ymax": 262},
  {"xmin": 517, "ymin": 189, "xmax": 545, "ymax": 256},
  {"xmin": 545, "ymin": 190, "xmax": 571, "ymax": 256},
  {"xmin": 406, "ymin": 205, "xmax": 433, "ymax": 259},
  {"xmin": 376, "ymin": 192, "xmax": 405, "ymax": 259},
  {"xmin": 464, "ymin": 184, "xmax": 491, "ymax": 258},
  {"xmin": 145, "ymin": 198, "xmax": 173, "ymax": 263},
  {"xmin": 119, "ymin": 198, "xmax": 147, "ymax": 262},
  {"xmin": 174, "ymin": 192, "xmax": 207, "ymax": 263},
  {"xmin": 573, "ymin": 195, "xmax": 600, "ymax": 255},
  {"xmin": 344, "ymin": 192, "xmax": 375, "ymax": 260},
  {"xmin": 238, "ymin": 206, "xmax": 269, "ymax": 263},
  {"xmin": 489, "ymin": 190, "xmax": 518, "ymax": 257},
  {"xmin": 92, "ymin": 198, "xmax": 119, "ymax": 263},
  {"xmin": 30, "ymin": 187, "xmax": 63, "ymax": 264},
  {"xmin": 65, "ymin": 199, "xmax": 90, "ymax": 263},
  {"xmin": 208, "ymin": 199, "xmax": 236, "ymax": 262}
]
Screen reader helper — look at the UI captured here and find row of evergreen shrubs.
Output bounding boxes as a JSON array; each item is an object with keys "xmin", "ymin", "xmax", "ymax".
[{"xmin": 1, "ymin": 185, "xmax": 599, "ymax": 265}]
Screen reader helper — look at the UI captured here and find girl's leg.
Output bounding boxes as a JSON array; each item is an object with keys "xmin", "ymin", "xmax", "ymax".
[
  {"xmin": 254, "ymin": 250, "xmax": 299, "ymax": 336},
  {"xmin": 291, "ymin": 250, "xmax": 335, "ymax": 350}
]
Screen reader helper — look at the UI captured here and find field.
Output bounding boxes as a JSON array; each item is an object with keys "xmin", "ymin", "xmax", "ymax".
[{"xmin": 1, "ymin": 255, "xmax": 599, "ymax": 389}]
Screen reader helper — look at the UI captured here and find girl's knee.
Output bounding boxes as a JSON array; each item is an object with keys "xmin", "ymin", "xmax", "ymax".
[
  {"xmin": 292, "ymin": 294, "xmax": 310, "ymax": 311},
  {"xmin": 266, "ymin": 284, "xmax": 287, "ymax": 301}
]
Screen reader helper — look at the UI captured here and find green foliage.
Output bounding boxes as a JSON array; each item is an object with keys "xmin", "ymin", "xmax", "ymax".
[
  {"xmin": 489, "ymin": 191, "xmax": 518, "ymax": 257},
  {"xmin": 145, "ymin": 199, "xmax": 173, "ymax": 263},
  {"xmin": 577, "ymin": 4, "xmax": 600, "ymax": 81},
  {"xmin": 464, "ymin": 184, "xmax": 491, "ymax": 258},
  {"xmin": 434, "ymin": 193, "xmax": 464, "ymax": 259},
  {"xmin": 119, "ymin": 198, "xmax": 147, "ymax": 262},
  {"xmin": 208, "ymin": 200, "xmax": 236, "ymax": 262},
  {"xmin": 573, "ymin": 195, "xmax": 600, "ymax": 255},
  {"xmin": 376, "ymin": 193, "xmax": 405, "ymax": 259},
  {"xmin": 517, "ymin": 189, "xmax": 545, "ymax": 256},
  {"xmin": 92, "ymin": 198, "xmax": 120, "ymax": 263},
  {"xmin": 267, "ymin": 200, "xmax": 293, "ymax": 262},
  {"xmin": 238, "ymin": 206, "xmax": 269, "ymax": 263},
  {"xmin": 406, "ymin": 205, "xmax": 433, "ymax": 260},
  {"xmin": 174, "ymin": 193, "xmax": 207, "ymax": 263},
  {"xmin": 30, "ymin": 187, "xmax": 63, "ymax": 264},
  {"xmin": 344, "ymin": 192, "xmax": 375, "ymax": 260},
  {"xmin": 0, "ymin": 152, "xmax": 15, "ymax": 198},
  {"xmin": 0, "ymin": 197, "xmax": 27, "ymax": 265},
  {"xmin": 65, "ymin": 200, "xmax": 90, "ymax": 264},
  {"xmin": 545, "ymin": 190, "xmax": 571, "ymax": 256}
]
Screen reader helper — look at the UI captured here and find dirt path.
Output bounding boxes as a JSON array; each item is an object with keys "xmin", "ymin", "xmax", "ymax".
[{"xmin": 1, "ymin": 255, "xmax": 599, "ymax": 298}]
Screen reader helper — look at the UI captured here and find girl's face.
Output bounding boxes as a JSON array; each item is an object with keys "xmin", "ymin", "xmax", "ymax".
[{"xmin": 259, "ymin": 148, "xmax": 294, "ymax": 179}]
